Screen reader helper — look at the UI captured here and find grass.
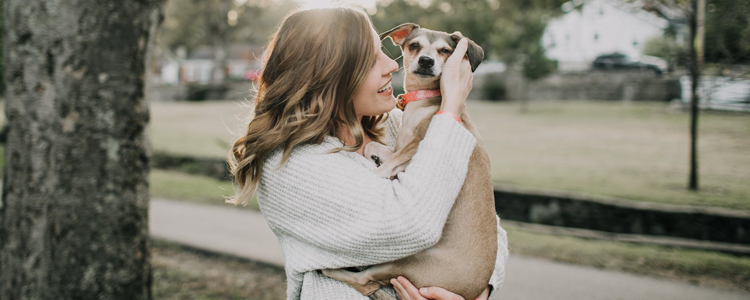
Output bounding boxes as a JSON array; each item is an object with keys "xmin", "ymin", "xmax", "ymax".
[
  {"xmin": 149, "ymin": 100, "xmax": 249, "ymax": 159},
  {"xmin": 150, "ymin": 169, "xmax": 258, "ymax": 211},
  {"xmin": 467, "ymin": 100, "xmax": 750, "ymax": 210},
  {"xmin": 149, "ymin": 100, "xmax": 750, "ymax": 211},
  {"xmin": 506, "ymin": 226, "xmax": 750, "ymax": 292},
  {"xmin": 151, "ymin": 239, "xmax": 286, "ymax": 300}
]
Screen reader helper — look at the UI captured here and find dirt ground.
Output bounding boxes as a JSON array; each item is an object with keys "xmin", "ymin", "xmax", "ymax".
[{"xmin": 151, "ymin": 240, "xmax": 286, "ymax": 300}]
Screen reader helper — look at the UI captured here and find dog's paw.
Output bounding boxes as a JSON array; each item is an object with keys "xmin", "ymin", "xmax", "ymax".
[{"xmin": 365, "ymin": 143, "xmax": 394, "ymax": 164}]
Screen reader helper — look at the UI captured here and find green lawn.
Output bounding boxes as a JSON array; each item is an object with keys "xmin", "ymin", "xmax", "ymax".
[
  {"xmin": 150, "ymin": 169, "xmax": 258, "ymax": 210},
  {"xmin": 150, "ymin": 100, "xmax": 750, "ymax": 210},
  {"xmin": 507, "ymin": 226, "xmax": 750, "ymax": 291},
  {"xmin": 467, "ymin": 101, "xmax": 750, "ymax": 210}
]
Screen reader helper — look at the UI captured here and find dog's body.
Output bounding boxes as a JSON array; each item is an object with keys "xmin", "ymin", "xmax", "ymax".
[{"xmin": 322, "ymin": 24, "xmax": 497, "ymax": 300}]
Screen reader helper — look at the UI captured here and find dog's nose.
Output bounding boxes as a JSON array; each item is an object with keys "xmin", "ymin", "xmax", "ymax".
[{"xmin": 418, "ymin": 56, "xmax": 434, "ymax": 68}]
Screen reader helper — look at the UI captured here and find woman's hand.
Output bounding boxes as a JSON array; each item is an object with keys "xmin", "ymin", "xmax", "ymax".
[
  {"xmin": 439, "ymin": 38, "xmax": 474, "ymax": 116},
  {"xmin": 391, "ymin": 276, "xmax": 491, "ymax": 300}
]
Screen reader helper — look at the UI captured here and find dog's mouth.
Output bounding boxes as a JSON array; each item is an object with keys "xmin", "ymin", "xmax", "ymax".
[{"xmin": 413, "ymin": 69, "xmax": 436, "ymax": 77}]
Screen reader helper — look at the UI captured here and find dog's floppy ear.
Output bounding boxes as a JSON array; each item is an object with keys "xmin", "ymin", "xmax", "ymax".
[
  {"xmin": 451, "ymin": 32, "xmax": 484, "ymax": 72},
  {"xmin": 380, "ymin": 23, "xmax": 419, "ymax": 46}
]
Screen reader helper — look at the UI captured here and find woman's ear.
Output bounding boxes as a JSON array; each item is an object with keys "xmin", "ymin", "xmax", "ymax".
[
  {"xmin": 380, "ymin": 23, "xmax": 420, "ymax": 46},
  {"xmin": 451, "ymin": 32, "xmax": 484, "ymax": 72}
]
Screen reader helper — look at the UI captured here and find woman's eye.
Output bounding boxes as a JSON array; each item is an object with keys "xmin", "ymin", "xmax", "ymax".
[
  {"xmin": 440, "ymin": 48, "xmax": 452, "ymax": 54},
  {"xmin": 409, "ymin": 43, "xmax": 420, "ymax": 50}
]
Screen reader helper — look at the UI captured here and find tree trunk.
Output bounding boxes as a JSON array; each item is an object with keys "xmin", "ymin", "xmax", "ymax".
[
  {"xmin": 1, "ymin": 1, "xmax": 163, "ymax": 299},
  {"xmin": 688, "ymin": 0, "xmax": 703, "ymax": 191},
  {"xmin": 210, "ymin": 1, "xmax": 231, "ymax": 84}
]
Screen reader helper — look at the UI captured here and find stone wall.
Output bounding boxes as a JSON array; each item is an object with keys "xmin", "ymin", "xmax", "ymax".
[
  {"xmin": 494, "ymin": 185, "xmax": 750, "ymax": 245},
  {"xmin": 474, "ymin": 70, "xmax": 682, "ymax": 101}
]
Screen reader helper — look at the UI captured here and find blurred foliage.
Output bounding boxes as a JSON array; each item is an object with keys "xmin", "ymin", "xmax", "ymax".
[
  {"xmin": 704, "ymin": 0, "xmax": 750, "ymax": 64},
  {"xmin": 0, "ymin": 4, "xmax": 4, "ymax": 96},
  {"xmin": 522, "ymin": 41, "xmax": 557, "ymax": 81},
  {"xmin": 641, "ymin": 0, "xmax": 750, "ymax": 65},
  {"xmin": 643, "ymin": 35, "xmax": 690, "ymax": 68},
  {"xmin": 158, "ymin": 0, "xmax": 298, "ymax": 53},
  {"xmin": 481, "ymin": 77, "xmax": 507, "ymax": 101}
]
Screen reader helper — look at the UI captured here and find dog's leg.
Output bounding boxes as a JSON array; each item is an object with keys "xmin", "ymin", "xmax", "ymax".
[
  {"xmin": 364, "ymin": 142, "xmax": 395, "ymax": 167},
  {"xmin": 374, "ymin": 139, "xmax": 419, "ymax": 178},
  {"xmin": 321, "ymin": 266, "xmax": 395, "ymax": 297}
]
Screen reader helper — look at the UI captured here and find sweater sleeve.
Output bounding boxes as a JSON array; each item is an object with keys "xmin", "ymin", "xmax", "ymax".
[
  {"xmin": 488, "ymin": 215, "xmax": 509, "ymax": 296},
  {"xmin": 257, "ymin": 114, "xmax": 476, "ymax": 270}
]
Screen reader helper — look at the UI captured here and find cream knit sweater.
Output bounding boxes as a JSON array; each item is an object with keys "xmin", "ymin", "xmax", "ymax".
[{"xmin": 257, "ymin": 108, "xmax": 509, "ymax": 300}]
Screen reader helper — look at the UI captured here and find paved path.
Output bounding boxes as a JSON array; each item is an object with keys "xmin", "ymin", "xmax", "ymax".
[{"xmin": 150, "ymin": 199, "xmax": 750, "ymax": 300}]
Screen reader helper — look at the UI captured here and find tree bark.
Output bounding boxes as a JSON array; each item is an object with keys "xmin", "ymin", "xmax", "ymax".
[
  {"xmin": 1, "ymin": 1, "xmax": 163, "ymax": 299},
  {"xmin": 688, "ymin": 0, "xmax": 703, "ymax": 191}
]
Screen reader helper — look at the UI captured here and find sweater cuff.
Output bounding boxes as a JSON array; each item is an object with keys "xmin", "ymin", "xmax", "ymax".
[
  {"xmin": 488, "ymin": 216, "xmax": 509, "ymax": 298},
  {"xmin": 422, "ymin": 114, "xmax": 476, "ymax": 152}
]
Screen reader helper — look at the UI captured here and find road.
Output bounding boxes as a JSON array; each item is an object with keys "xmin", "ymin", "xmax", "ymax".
[{"xmin": 150, "ymin": 198, "xmax": 750, "ymax": 300}]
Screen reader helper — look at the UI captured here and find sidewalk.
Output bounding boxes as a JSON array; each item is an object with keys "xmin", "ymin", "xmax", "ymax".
[{"xmin": 150, "ymin": 198, "xmax": 750, "ymax": 300}]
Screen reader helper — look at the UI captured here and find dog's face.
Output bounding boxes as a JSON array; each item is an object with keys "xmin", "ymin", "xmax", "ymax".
[{"xmin": 380, "ymin": 23, "xmax": 484, "ymax": 89}]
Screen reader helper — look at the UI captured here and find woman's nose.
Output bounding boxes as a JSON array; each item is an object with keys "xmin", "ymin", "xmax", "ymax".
[{"xmin": 385, "ymin": 58, "xmax": 398, "ymax": 74}]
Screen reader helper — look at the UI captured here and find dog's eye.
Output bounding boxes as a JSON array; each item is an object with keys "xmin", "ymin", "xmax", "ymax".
[
  {"xmin": 440, "ymin": 48, "xmax": 452, "ymax": 54},
  {"xmin": 408, "ymin": 43, "xmax": 420, "ymax": 51}
]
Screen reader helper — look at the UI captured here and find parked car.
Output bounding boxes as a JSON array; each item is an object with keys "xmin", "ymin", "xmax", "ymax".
[{"xmin": 592, "ymin": 53, "xmax": 663, "ymax": 75}]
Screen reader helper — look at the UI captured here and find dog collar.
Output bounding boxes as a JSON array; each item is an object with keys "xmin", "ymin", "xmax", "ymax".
[{"xmin": 396, "ymin": 89, "xmax": 442, "ymax": 110}]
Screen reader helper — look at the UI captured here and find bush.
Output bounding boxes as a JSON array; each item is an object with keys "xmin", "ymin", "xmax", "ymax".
[{"xmin": 481, "ymin": 78, "xmax": 507, "ymax": 101}]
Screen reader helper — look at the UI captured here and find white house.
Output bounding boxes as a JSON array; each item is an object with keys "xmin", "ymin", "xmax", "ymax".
[{"xmin": 542, "ymin": 0, "xmax": 679, "ymax": 71}]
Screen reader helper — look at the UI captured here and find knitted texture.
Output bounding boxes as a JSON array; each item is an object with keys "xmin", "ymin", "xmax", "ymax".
[{"xmin": 257, "ymin": 108, "xmax": 508, "ymax": 299}]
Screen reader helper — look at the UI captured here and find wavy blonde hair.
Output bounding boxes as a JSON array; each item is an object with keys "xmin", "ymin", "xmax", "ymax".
[{"xmin": 227, "ymin": 7, "xmax": 388, "ymax": 205}]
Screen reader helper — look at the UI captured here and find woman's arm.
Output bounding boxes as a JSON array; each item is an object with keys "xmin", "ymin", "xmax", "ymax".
[{"xmin": 259, "ymin": 114, "xmax": 476, "ymax": 269}]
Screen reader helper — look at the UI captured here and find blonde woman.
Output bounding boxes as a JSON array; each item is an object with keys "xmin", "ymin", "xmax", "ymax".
[{"xmin": 228, "ymin": 6, "xmax": 508, "ymax": 300}]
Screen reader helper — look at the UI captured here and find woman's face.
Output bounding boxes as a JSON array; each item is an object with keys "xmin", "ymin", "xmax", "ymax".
[{"xmin": 351, "ymin": 28, "xmax": 399, "ymax": 117}]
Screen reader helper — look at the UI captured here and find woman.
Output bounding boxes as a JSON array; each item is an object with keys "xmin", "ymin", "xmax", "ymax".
[{"xmin": 228, "ymin": 6, "xmax": 508, "ymax": 300}]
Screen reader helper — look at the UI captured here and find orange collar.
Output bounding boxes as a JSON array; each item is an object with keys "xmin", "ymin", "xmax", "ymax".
[{"xmin": 396, "ymin": 89, "xmax": 441, "ymax": 110}]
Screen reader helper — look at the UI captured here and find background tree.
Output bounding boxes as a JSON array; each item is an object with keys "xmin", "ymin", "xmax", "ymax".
[
  {"xmin": 0, "ymin": 1, "xmax": 163, "ymax": 299},
  {"xmin": 640, "ymin": 0, "xmax": 703, "ymax": 190}
]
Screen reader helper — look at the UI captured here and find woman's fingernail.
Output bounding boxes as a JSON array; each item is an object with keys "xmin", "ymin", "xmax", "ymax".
[{"xmin": 420, "ymin": 288, "xmax": 427, "ymax": 294}]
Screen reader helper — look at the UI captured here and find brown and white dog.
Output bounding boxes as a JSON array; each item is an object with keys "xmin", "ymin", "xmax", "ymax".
[{"xmin": 322, "ymin": 23, "xmax": 497, "ymax": 300}]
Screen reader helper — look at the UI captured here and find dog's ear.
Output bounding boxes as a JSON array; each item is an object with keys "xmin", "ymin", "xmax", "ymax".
[
  {"xmin": 380, "ymin": 23, "xmax": 419, "ymax": 46},
  {"xmin": 451, "ymin": 32, "xmax": 484, "ymax": 72}
]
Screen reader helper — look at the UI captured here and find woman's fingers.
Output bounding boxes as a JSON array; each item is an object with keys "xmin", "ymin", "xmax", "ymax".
[
  {"xmin": 475, "ymin": 286, "xmax": 490, "ymax": 300},
  {"xmin": 398, "ymin": 276, "xmax": 427, "ymax": 299},
  {"xmin": 393, "ymin": 277, "xmax": 425, "ymax": 300},
  {"xmin": 446, "ymin": 38, "xmax": 469, "ymax": 66},
  {"xmin": 439, "ymin": 38, "xmax": 474, "ymax": 114},
  {"xmin": 419, "ymin": 286, "xmax": 466, "ymax": 300},
  {"xmin": 392, "ymin": 278, "xmax": 413, "ymax": 300}
]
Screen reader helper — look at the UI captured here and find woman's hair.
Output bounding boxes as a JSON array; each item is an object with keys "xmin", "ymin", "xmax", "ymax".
[{"xmin": 227, "ymin": 6, "xmax": 388, "ymax": 205}]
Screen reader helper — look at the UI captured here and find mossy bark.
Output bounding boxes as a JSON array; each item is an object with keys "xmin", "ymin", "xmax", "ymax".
[{"xmin": 0, "ymin": 1, "xmax": 164, "ymax": 299}]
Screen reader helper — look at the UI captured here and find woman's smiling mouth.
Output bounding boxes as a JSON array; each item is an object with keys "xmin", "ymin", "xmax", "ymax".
[{"xmin": 377, "ymin": 80, "xmax": 393, "ymax": 94}]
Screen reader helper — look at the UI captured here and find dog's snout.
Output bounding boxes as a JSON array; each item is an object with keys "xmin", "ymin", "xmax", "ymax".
[{"xmin": 418, "ymin": 56, "xmax": 434, "ymax": 68}]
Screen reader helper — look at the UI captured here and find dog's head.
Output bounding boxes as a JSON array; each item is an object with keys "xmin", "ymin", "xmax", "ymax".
[{"xmin": 380, "ymin": 23, "xmax": 484, "ymax": 89}]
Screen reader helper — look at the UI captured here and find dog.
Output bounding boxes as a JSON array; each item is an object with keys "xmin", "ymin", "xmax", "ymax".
[{"xmin": 322, "ymin": 23, "xmax": 497, "ymax": 300}]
